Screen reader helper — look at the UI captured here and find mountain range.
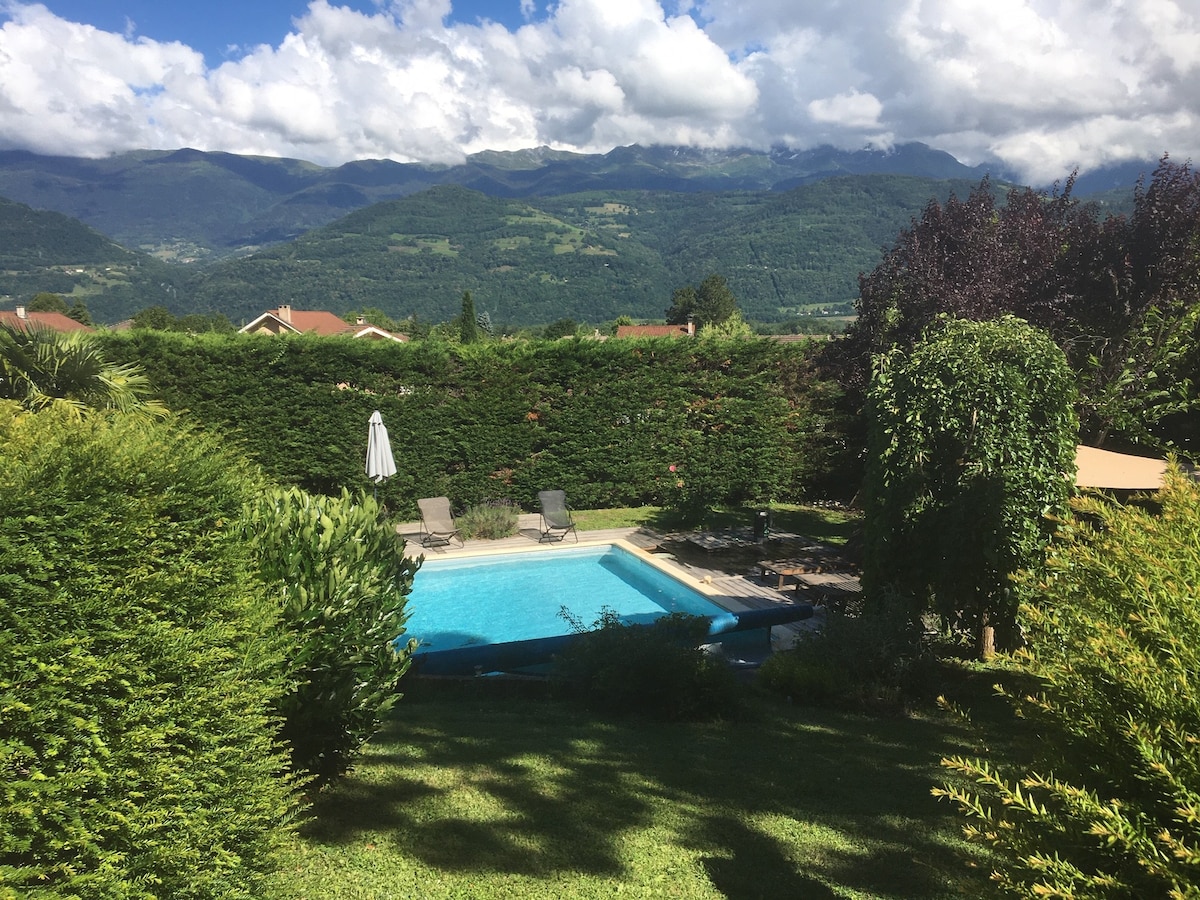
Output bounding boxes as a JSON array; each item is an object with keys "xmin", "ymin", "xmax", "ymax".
[{"xmin": 0, "ymin": 143, "xmax": 1153, "ymax": 327}]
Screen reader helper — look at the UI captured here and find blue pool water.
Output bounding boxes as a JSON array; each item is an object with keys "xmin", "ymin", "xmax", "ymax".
[{"xmin": 404, "ymin": 544, "xmax": 734, "ymax": 653}]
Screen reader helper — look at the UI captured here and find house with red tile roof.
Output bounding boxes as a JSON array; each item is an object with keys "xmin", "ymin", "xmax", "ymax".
[
  {"xmin": 0, "ymin": 305, "xmax": 95, "ymax": 333},
  {"xmin": 614, "ymin": 321, "xmax": 696, "ymax": 339},
  {"xmin": 239, "ymin": 305, "xmax": 408, "ymax": 342}
]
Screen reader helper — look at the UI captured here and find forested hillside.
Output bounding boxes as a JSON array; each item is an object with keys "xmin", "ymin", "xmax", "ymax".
[
  {"xmin": 0, "ymin": 196, "xmax": 185, "ymax": 315},
  {"xmin": 0, "ymin": 143, "xmax": 1000, "ymax": 257},
  {"xmin": 3, "ymin": 160, "xmax": 1149, "ymax": 327},
  {"xmin": 185, "ymin": 176, "xmax": 990, "ymax": 326}
]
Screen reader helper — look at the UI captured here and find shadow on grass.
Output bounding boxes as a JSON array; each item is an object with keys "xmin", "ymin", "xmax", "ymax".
[
  {"xmin": 299, "ymin": 677, "xmax": 998, "ymax": 897},
  {"xmin": 697, "ymin": 816, "xmax": 841, "ymax": 899}
]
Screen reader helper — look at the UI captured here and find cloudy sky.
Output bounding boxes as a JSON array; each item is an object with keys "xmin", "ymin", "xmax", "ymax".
[{"xmin": 0, "ymin": 0, "xmax": 1197, "ymax": 183}]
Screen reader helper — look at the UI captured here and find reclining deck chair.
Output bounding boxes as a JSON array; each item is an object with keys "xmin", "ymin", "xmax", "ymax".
[
  {"xmin": 537, "ymin": 489, "xmax": 579, "ymax": 543},
  {"xmin": 417, "ymin": 496, "xmax": 463, "ymax": 548}
]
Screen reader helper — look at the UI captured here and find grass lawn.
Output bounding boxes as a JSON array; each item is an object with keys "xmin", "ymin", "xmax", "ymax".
[
  {"xmin": 277, "ymin": 681, "xmax": 996, "ymax": 899},
  {"xmin": 573, "ymin": 503, "xmax": 861, "ymax": 548}
]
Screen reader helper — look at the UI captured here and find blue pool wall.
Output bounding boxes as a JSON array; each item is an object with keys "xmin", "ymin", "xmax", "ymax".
[{"xmin": 410, "ymin": 603, "xmax": 814, "ymax": 677}]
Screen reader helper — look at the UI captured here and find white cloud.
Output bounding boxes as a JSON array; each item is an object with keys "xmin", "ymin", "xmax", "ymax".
[
  {"xmin": 808, "ymin": 91, "xmax": 883, "ymax": 130},
  {"xmin": 0, "ymin": 0, "xmax": 1196, "ymax": 181}
]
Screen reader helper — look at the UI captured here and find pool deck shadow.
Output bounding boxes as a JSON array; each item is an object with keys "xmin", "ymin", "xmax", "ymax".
[{"xmin": 394, "ymin": 515, "xmax": 827, "ymax": 652}]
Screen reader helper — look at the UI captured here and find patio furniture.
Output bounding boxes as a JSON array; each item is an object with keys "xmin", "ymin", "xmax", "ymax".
[
  {"xmin": 537, "ymin": 490, "xmax": 579, "ymax": 543},
  {"xmin": 757, "ymin": 551, "xmax": 848, "ymax": 589},
  {"xmin": 792, "ymin": 571, "xmax": 863, "ymax": 614},
  {"xmin": 417, "ymin": 496, "xmax": 463, "ymax": 548}
]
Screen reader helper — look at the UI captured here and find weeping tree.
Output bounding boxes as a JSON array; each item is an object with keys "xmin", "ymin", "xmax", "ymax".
[{"xmin": 862, "ymin": 316, "xmax": 1078, "ymax": 656}]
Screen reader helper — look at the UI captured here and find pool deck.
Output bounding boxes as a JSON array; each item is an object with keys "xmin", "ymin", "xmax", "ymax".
[{"xmin": 395, "ymin": 514, "xmax": 835, "ymax": 651}]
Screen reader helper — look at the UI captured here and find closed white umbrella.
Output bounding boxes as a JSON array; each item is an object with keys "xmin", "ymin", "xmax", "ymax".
[{"xmin": 365, "ymin": 410, "xmax": 397, "ymax": 489}]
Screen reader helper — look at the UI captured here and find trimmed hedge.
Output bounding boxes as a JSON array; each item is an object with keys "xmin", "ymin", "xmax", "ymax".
[
  {"xmin": 0, "ymin": 408, "xmax": 296, "ymax": 899},
  {"xmin": 99, "ymin": 333, "xmax": 844, "ymax": 515}
]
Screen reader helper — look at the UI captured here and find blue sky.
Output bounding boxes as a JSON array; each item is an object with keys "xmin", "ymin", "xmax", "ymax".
[
  {"xmin": 34, "ymin": 1, "xmax": 535, "ymax": 63},
  {"xmin": 1, "ymin": 0, "xmax": 1197, "ymax": 182}
]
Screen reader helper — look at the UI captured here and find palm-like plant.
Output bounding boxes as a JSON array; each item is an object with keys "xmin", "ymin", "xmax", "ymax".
[{"xmin": 0, "ymin": 323, "xmax": 168, "ymax": 419}]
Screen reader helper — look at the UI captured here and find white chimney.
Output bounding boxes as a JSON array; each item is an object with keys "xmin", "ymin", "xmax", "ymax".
[
  {"xmin": 277, "ymin": 304, "xmax": 292, "ymax": 323},
  {"xmin": 356, "ymin": 315, "xmax": 367, "ymax": 326},
  {"xmin": 16, "ymin": 305, "xmax": 27, "ymax": 319}
]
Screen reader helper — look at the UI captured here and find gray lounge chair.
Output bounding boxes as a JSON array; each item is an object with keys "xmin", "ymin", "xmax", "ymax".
[
  {"xmin": 538, "ymin": 490, "xmax": 578, "ymax": 543},
  {"xmin": 417, "ymin": 496, "xmax": 463, "ymax": 548}
]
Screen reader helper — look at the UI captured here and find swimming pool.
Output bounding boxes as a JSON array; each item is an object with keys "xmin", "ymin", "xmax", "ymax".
[{"xmin": 404, "ymin": 542, "xmax": 736, "ymax": 654}]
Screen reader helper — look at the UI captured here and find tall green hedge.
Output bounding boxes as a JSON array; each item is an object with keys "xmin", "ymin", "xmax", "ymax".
[
  {"xmin": 0, "ymin": 408, "xmax": 296, "ymax": 899},
  {"xmin": 100, "ymin": 333, "xmax": 842, "ymax": 514}
]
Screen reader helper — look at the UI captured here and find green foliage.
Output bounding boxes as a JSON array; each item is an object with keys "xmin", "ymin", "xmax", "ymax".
[
  {"xmin": 758, "ymin": 590, "xmax": 930, "ymax": 712},
  {"xmin": 0, "ymin": 197, "xmax": 189, "ymax": 324},
  {"xmin": 552, "ymin": 610, "xmax": 740, "ymax": 721},
  {"xmin": 936, "ymin": 468, "xmax": 1200, "ymax": 898},
  {"xmin": 863, "ymin": 316, "xmax": 1078, "ymax": 653},
  {"xmin": 2, "ymin": 159, "xmax": 1002, "ymax": 327},
  {"xmin": 0, "ymin": 411, "xmax": 297, "ymax": 899},
  {"xmin": 98, "ymin": 331, "xmax": 838, "ymax": 510},
  {"xmin": 458, "ymin": 290, "xmax": 479, "ymax": 344},
  {"xmin": 542, "ymin": 317, "xmax": 578, "ymax": 340},
  {"xmin": 699, "ymin": 309, "xmax": 754, "ymax": 339},
  {"xmin": 23, "ymin": 293, "xmax": 93, "ymax": 326},
  {"xmin": 244, "ymin": 486, "xmax": 419, "ymax": 783},
  {"xmin": 130, "ymin": 305, "xmax": 175, "ymax": 329},
  {"xmin": 0, "ymin": 323, "xmax": 169, "ymax": 421},
  {"xmin": 665, "ymin": 273, "xmax": 739, "ymax": 328},
  {"xmin": 839, "ymin": 160, "xmax": 1200, "ymax": 453},
  {"xmin": 66, "ymin": 299, "xmax": 93, "ymax": 326},
  {"xmin": 131, "ymin": 305, "xmax": 234, "ymax": 333},
  {"xmin": 456, "ymin": 499, "xmax": 519, "ymax": 539},
  {"xmin": 0, "ymin": 196, "xmax": 132, "ymax": 267},
  {"xmin": 26, "ymin": 292, "xmax": 67, "ymax": 313}
]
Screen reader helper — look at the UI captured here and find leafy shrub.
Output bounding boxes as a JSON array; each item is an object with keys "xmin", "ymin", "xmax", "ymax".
[
  {"xmin": 936, "ymin": 468, "xmax": 1200, "ymax": 897},
  {"xmin": 457, "ymin": 499, "xmax": 519, "ymax": 539},
  {"xmin": 0, "ymin": 408, "xmax": 296, "ymax": 899},
  {"xmin": 552, "ymin": 610, "xmax": 741, "ymax": 720},
  {"xmin": 758, "ymin": 589, "xmax": 931, "ymax": 712},
  {"xmin": 245, "ymin": 486, "xmax": 419, "ymax": 783},
  {"xmin": 863, "ymin": 315, "xmax": 1077, "ymax": 655}
]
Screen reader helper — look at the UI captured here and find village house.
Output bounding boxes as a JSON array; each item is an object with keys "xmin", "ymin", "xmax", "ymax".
[
  {"xmin": 238, "ymin": 304, "xmax": 408, "ymax": 342},
  {"xmin": 614, "ymin": 321, "xmax": 696, "ymax": 339},
  {"xmin": 0, "ymin": 305, "xmax": 94, "ymax": 333}
]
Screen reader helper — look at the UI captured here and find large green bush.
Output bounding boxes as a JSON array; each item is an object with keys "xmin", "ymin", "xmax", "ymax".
[
  {"xmin": 0, "ymin": 407, "xmax": 296, "ymax": 899},
  {"xmin": 244, "ymin": 486, "xmax": 419, "ymax": 783},
  {"xmin": 937, "ymin": 468, "xmax": 1200, "ymax": 897},
  {"xmin": 99, "ymin": 331, "xmax": 841, "ymax": 511},
  {"xmin": 863, "ymin": 316, "xmax": 1078, "ymax": 655}
]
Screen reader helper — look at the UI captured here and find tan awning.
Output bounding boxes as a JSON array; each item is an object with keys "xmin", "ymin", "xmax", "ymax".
[{"xmin": 1075, "ymin": 445, "xmax": 1167, "ymax": 490}]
